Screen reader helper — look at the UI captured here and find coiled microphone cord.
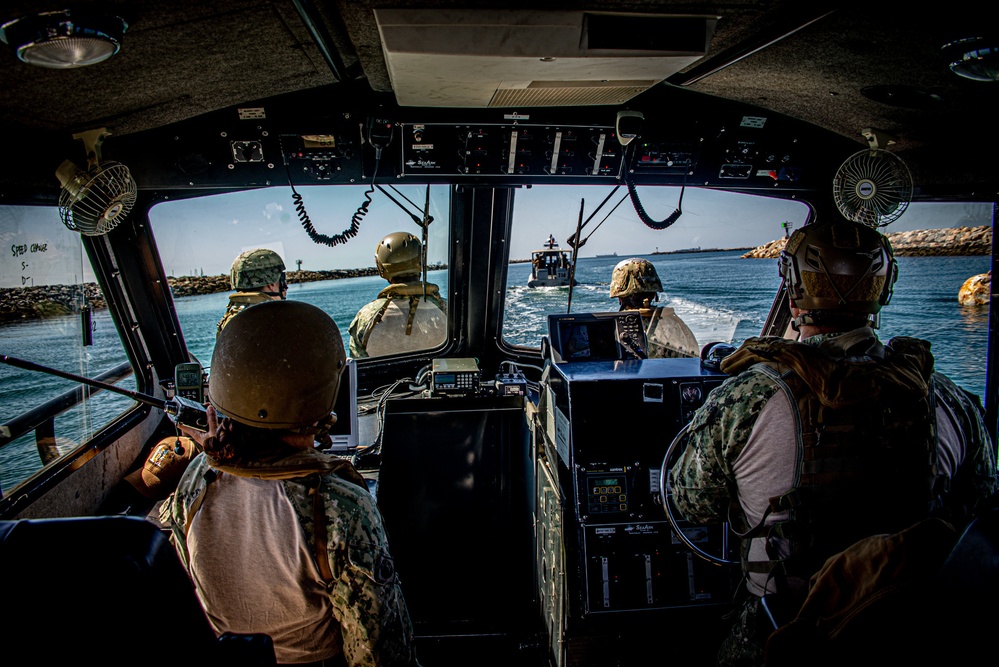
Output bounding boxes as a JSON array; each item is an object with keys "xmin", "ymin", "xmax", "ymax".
[{"xmin": 287, "ymin": 156, "xmax": 380, "ymax": 247}]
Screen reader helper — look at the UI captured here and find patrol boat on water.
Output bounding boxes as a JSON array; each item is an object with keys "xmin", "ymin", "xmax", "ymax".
[
  {"xmin": 528, "ymin": 236, "xmax": 577, "ymax": 288},
  {"xmin": 0, "ymin": 3, "xmax": 996, "ymax": 666}
]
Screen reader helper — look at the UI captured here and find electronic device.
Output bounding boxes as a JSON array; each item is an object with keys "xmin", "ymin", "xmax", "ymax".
[
  {"xmin": 537, "ymin": 357, "xmax": 733, "ymax": 623},
  {"xmin": 173, "ymin": 362, "xmax": 204, "ymax": 403},
  {"xmin": 546, "ymin": 311, "xmax": 648, "ymax": 362},
  {"xmin": 324, "ymin": 358, "xmax": 358, "ymax": 452},
  {"xmin": 616, "ymin": 110, "xmax": 644, "ymax": 146},
  {"xmin": 431, "ymin": 357, "xmax": 480, "ymax": 396},
  {"xmin": 494, "ymin": 369, "xmax": 528, "ymax": 396}
]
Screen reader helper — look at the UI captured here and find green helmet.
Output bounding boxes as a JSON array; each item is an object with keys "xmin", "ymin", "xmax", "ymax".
[
  {"xmin": 208, "ymin": 300, "xmax": 345, "ymax": 429},
  {"xmin": 230, "ymin": 248, "xmax": 286, "ymax": 290},
  {"xmin": 778, "ymin": 219, "xmax": 896, "ymax": 324},
  {"xmin": 609, "ymin": 258, "xmax": 663, "ymax": 298},
  {"xmin": 375, "ymin": 232, "xmax": 422, "ymax": 282}
]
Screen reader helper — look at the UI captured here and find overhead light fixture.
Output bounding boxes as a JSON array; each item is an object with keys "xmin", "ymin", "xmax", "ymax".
[
  {"xmin": 942, "ymin": 37, "xmax": 999, "ymax": 82},
  {"xmin": 0, "ymin": 9, "xmax": 127, "ymax": 69}
]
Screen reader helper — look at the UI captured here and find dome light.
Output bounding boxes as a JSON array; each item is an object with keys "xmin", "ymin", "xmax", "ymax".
[
  {"xmin": 0, "ymin": 9, "xmax": 127, "ymax": 69},
  {"xmin": 943, "ymin": 37, "xmax": 999, "ymax": 82}
]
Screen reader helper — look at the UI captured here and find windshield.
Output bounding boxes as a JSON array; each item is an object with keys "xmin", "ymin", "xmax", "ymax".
[
  {"xmin": 501, "ymin": 186, "xmax": 991, "ymax": 399},
  {"xmin": 150, "ymin": 184, "xmax": 451, "ymax": 366},
  {"xmin": 0, "ymin": 206, "xmax": 135, "ymax": 494}
]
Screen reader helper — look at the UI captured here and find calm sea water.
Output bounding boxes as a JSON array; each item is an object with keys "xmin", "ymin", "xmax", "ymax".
[{"xmin": 0, "ymin": 252, "xmax": 991, "ymax": 492}]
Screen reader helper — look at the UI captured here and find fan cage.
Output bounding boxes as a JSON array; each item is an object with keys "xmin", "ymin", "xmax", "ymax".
[
  {"xmin": 832, "ymin": 149, "xmax": 913, "ymax": 228},
  {"xmin": 58, "ymin": 162, "xmax": 136, "ymax": 236}
]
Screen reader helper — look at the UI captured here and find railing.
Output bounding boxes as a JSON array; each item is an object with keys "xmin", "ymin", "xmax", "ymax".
[{"xmin": 0, "ymin": 362, "xmax": 135, "ymax": 465}]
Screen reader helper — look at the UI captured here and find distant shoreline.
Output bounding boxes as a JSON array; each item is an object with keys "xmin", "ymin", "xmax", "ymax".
[{"xmin": 1, "ymin": 227, "xmax": 990, "ymax": 324}]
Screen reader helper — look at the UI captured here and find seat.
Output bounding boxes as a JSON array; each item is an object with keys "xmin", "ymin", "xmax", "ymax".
[{"xmin": 0, "ymin": 515, "xmax": 275, "ymax": 667}]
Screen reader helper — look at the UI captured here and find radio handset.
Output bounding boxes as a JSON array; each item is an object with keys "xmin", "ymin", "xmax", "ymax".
[
  {"xmin": 366, "ymin": 117, "xmax": 395, "ymax": 159},
  {"xmin": 174, "ymin": 361, "xmax": 204, "ymax": 403},
  {"xmin": 165, "ymin": 395, "xmax": 210, "ymax": 432}
]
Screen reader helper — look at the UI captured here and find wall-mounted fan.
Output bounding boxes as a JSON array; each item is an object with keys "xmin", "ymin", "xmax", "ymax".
[
  {"xmin": 832, "ymin": 148, "xmax": 913, "ymax": 228},
  {"xmin": 55, "ymin": 128, "xmax": 136, "ymax": 236}
]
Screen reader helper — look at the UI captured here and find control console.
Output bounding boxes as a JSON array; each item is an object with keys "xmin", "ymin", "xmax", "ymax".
[{"xmin": 536, "ymin": 357, "xmax": 735, "ymax": 639}]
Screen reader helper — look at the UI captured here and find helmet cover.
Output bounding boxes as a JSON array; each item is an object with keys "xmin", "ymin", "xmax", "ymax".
[
  {"xmin": 610, "ymin": 258, "xmax": 663, "ymax": 298},
  {"xmin": 230, "ymin": 248, "xmax": 286, "ymax": 290},
  {"xmin": 778, "ymin": 219, "xmax": 897, "ymax": 317}
]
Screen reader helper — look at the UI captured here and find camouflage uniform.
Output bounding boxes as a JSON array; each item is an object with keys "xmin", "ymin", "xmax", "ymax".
[
  {"xmin": 348, "ymin": 282, "xmax": 446, "ymax": 358},
  {"xmin": 163, "ymin": 447, "xmax": 418, "ymax": 667},
  {"xmin": 669, "ymin": 327, "xmax": 997, "ymax": 666},
  {"xmin": 216, "ymin": 292, "xmax": 277, "ymax": 337}
]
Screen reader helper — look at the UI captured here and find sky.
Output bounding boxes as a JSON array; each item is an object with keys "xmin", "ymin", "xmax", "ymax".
[{"xmin": 0, "ymin": 186, "xmax": 991, "ymax": 287}]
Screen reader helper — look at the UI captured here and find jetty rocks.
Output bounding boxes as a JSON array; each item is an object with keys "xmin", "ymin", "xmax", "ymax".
[
  {"xmin": 0, "ymin": 265, "xmax": 445, "ymax": 324},
  {"xmin": 741, "ymin": 225, "xmax": 992, "ymax": 259}
]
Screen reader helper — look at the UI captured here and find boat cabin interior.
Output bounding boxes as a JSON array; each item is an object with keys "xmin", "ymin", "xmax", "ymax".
[{"xmin": 0, "ymin": 1, "xmax": 997, "ymax": 665}]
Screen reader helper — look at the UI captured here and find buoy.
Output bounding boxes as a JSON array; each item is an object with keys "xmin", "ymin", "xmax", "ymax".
[{"xmin": 958, "ymin": 271, "xmax": 990, "ymax": 306}]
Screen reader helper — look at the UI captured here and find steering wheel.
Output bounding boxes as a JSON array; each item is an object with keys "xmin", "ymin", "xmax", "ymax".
[{"xmin": 659, "ymin": 423, "xmax": 740, "ymax": 567}]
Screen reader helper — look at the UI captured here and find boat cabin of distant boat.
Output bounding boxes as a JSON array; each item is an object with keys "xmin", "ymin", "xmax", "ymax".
[{"xmin": 529, "ymin": 236, "xmax": 577, "ymax": 288}]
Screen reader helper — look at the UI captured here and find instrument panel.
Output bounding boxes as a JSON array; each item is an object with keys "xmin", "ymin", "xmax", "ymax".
[{"xmin": 103, "ymin": 83, "xmax": 850, "ymax": 193}]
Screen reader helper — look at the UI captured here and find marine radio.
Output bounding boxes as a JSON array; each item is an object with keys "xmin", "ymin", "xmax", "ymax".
[
  {"xmin": 430, "ymin": 358, "xmax": 480, "ymax": 396},
  {"xmin": 173, "ymin": 362, "xmax": 204, "ymax": 403}
]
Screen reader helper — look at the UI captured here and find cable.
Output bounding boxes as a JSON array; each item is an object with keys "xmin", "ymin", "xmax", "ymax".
[
  {"xmin": 286, "ymin": 156, "xmax": 380, "ymax": 248},
  {"xmin": 624, "ymin": 142, "xmax": 687, "ymax": 231},
  {"xmin": 351, "ymin": 377, "xmax": 415, "ymax": 467}
]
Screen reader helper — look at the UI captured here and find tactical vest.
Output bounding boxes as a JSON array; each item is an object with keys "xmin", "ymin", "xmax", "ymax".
[
  {"xmin": 216, "ymin": 292, "xmax": 275, "ymax": 337},
  {"xmin": 359, "ymin": 282, "xmax": 446, "ymax": 353},
  {"xmin": 725, "ymin": 335, "xmax": 943, "ymax": 595}
]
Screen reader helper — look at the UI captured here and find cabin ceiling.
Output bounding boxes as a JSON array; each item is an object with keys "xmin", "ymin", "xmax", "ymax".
[{"xmin": 1, "ymin": 1, "xmax": 997, "ymax": 195}]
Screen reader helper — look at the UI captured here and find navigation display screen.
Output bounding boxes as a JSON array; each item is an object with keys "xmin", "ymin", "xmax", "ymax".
[{"xmin": 558, "ymin": 320, "xmax": 619, "ymax": 361}]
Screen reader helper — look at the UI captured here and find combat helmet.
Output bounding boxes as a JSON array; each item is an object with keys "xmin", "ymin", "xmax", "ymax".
[
  {"xmin": 375, "ymin": 232, "xmax": 422, "ymax": 282},
  {"xmin": 230, "ymin": 248, "xmax": 286, "ymax": 291},
  {"xmin": 779, "ymin": 219, "xmax": 897, "ymax": 326},
  {"xmin": 209, "ymin": 300, "xmax": 345, "ymax": 429},
  {"xmin": 609, "ymin": 258, "xmax": 663, "ymax": 298}
]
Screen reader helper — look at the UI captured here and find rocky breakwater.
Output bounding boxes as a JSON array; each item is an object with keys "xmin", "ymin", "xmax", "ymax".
[
  {"xmin": 0, "ymin": 265, "xmax": 446, "ymax": 324},
  {"xmin": 741, "ymin": 226, "xmax": 992, "ymax": 306},
  {"xmin": 0, "ymin": 283, "xmax": 106, "ymax": 324},
  {"xmin": 167, "ymin": 267, "xmax": 382, "ymax": 298},
  {"xmin": 741, "ymin": 225, "xmax": 992, "ymax": 259}
]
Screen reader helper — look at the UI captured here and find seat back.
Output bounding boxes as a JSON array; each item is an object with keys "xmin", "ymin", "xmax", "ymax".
[{"xmin": 0, "ymin": 515, "xmax": 275, "ymax": 667}]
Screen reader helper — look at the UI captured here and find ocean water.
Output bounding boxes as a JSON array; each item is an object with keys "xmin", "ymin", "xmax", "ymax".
[{"xmin": 0, "ymin": 253, "xmax": 991, "ymax": 493}]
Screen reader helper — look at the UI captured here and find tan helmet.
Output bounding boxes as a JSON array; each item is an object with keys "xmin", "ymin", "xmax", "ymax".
[
  {"xmin": 208, "ymin": 300, "xmax": 345, "ymax": 429},
  {"xmin": 375, "ymin": 232, "xmax": 423, "ymax": 282},
  {"xmin": 778, "ymin": 219, "xmax": 897, "ymax": 324},
  {"xmin": 230, "ymin": 248, "xmax": 286, "ymax": 290},
  {"xmin": 609, "ymin": 258, "xmax": 663, "ymax": 298}
]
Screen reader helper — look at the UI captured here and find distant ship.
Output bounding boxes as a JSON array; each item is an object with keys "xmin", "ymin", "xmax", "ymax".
[
  {"xmin": 595, "ymin": 252, "xmax": 618, "ymax": 258},
  {"xmin": 528, "ymin": 235, "xmax": 578, "ymax": 288}
]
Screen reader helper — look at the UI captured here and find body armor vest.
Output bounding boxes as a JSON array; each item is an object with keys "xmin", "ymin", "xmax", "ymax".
[{"xmin": 724, "ymin": 335, "xmax": 942, "ymax": 592}]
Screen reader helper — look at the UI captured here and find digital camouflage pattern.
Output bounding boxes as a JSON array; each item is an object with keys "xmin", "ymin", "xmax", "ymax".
[
  {"xmin": 215, "ymin": 291, "xmax": 276, "ymax": 337},
  {"xmin": 668, "ymin": 367, "xmax": 778, "ymax": 524},
  {"xmin": 669, "ymin": 329, "xmax": 998, "ymax": 667},
  {"xmin": 932, "ymin": 371, "xmax": 999, "ymax": 512},
  {"xmin": 229, "ymin": 248, "xmax": 285, "ymax": 290},
  {"xmin": 609, "ymin": 257, "xmax": 663, "ymax": 298},
  {"xmin": 349, "ymin": 282, "xmax": 446, "ymax": 358},
  {"xmin": 163, "ymin": 449, "xmax": 418, "ymax": 667}
]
